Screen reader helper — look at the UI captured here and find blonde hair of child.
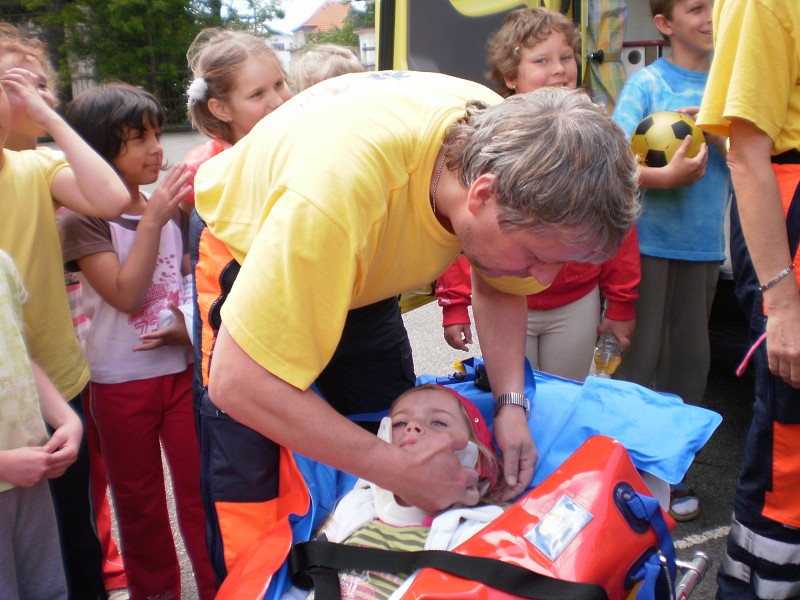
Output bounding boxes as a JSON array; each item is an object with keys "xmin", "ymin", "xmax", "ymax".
[
  {"xmin": 0, "ymin": 22, "xmax": 57, "ymax": 96},
  {"xmin": 186, "ymin": 27, "xmax": 286, "ymax": 144},
  {"xmin": 487, "ymin": 7, "xmax": 580, "ymax": 98},
  {"xmin": 293, "ymin": 44, "xmax": 364, "ymax": 93}
]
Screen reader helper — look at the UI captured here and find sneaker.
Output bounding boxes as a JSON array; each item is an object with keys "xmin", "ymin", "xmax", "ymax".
[
  {"xmin": 669, "ymin": 480, "xmax": 700, "ymax": 522},
  {"xmin": 107, "ymin": 589, "xmax": 130, "ymax": 600}
]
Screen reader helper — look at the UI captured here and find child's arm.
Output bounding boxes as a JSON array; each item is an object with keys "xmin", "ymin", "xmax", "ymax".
[
  {"xmin": 32, "ymin": 361, "xmax": 82, "ymax": 480},
  {"xmin": 678, "ymin": 106, "xmax": 728, "ymax": 157},
  {"xmin": 437, "ymin": 257, "xmax": 474, "ymax": 351},
  {"xmin": 0, "ymin": 361, "xmax": 82, "ymax": 487},
  {"xmin": 639, "ymin": 105, "xmax": 710, "ymax": 189},
  {"xmin": 0, "ymin": 447, "xmax": 52, "ymax": 488},
  {"xmin": 133, "ymin": 248, "xmax": 193, "ymax": 350},
  {"xmin": 77, "ymin": 164, "xmax": 191, "ymax": 314},
  {"xmin": 639, "ymin": 136, "xmax": 709, "ymax": 189},
  {"xmin": 0, "ymin": 68, "xmax": 128, "ymax": 218}
]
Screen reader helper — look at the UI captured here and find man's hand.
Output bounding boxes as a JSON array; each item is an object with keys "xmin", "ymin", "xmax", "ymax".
[
  {"xmin": 492, "ymin": 405, "xmax": 536, "ymax": 502},
  {"xmin": 390, "ymin": 433, "xmax": 481, "ymax": 511},
  {"xmin": 764, "ymin": 300, "xmax": 800, "ymax": 388},
  {"xmin": 443, "ymin": 323, "xmax": 473, "ymax": 352}
]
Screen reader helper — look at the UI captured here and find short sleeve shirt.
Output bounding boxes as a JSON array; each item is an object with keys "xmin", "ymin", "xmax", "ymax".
[{"xmin": 0, "ymin": 250, "xmax": 48, "ymax": 492}]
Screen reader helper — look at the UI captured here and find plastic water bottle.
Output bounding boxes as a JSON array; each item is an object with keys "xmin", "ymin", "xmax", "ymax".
[
  {"xmin": 593, "ymin": 331, "xmax": 621, "ymax": 378},
  {"xmin": 158, "ymin": 308, "xmax": 175, "ymax": 329}
]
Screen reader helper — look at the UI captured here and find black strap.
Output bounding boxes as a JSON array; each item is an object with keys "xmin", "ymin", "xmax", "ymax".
[
  {"xmin": 289, "ymin": 539, "xmax": 608, "ymax": 600},
  {"xmin": 771, "ymin": 149, "xmax": 800, "ymax": 165}
]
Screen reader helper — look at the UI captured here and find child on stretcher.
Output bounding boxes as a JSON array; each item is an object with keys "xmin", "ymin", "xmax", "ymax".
[{"xmin": 283, "ymin": 384, "xmax": 505, "ymax": 600}]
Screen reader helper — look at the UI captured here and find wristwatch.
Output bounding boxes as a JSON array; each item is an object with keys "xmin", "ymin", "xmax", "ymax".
[{"xmin": 494, "ymin": 392, "xmax": 531, "ymax": 419}]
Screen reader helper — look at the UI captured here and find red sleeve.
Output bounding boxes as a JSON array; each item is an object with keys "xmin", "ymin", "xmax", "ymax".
[
  {"xmin": 181, "ymin": 139, "xmax": 231, "ymax": 206},
  {"xmin": 599, "ymin": 227, "xmax": 640, "ymax": 321},
  {"xmin": 435, "ymin": 255, "xmax": 472, "ymax": 327}
]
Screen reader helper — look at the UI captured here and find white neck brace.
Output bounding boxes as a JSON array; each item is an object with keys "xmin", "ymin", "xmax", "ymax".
[{"xmin": 373, "ymin": 417, "xmax": 432, "ymax": 527}]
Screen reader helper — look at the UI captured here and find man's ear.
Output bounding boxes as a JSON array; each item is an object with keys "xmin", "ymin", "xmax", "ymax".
[
  {"xmin": 207, "ymin": 98, "xmax": 230, "ymax": 123},
  {"xmin": 466, "ymin": 173, "xmax": 499, "ymax": 215},
  {"xmin": 652, "ymin": 14, "xmax": 673, "ymax": 38}
]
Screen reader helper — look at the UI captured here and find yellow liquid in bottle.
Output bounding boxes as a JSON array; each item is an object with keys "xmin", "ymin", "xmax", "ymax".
[{"xmin": 593, "ymin": 352, "xmax": 622, "ymax": 376}]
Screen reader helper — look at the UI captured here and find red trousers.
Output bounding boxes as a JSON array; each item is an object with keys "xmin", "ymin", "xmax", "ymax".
[
  {"xmin": 82, "ymin": 396, "xmax": 128, "ymax": 591},
  {"xmin": 87, "ymin": 367, "xmax": 216, "ymax": 600}
]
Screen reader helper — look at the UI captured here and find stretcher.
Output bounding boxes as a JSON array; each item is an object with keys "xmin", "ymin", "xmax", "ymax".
[{"xmin": 217, "ymin": 358, "xmax": 721, "ymax": 599}]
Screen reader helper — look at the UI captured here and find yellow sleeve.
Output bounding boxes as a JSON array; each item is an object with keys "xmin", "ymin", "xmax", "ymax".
[
  {"xmin": 221, "ymin": 192, "xmax": 357, "ymax": 391},
  {"xmin": 700, "ymin": 0, "xmax": 800, "ymax": 150},
  {"xmin": 471, "ymin": 268, "xmax": 549, "ymax": 296}
]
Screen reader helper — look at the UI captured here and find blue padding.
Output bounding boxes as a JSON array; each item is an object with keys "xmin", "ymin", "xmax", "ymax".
[
  {"xmin": 264, "ymin": 356, "xmax": 719, "ymax": 599},
  {"xmin": 418, "ymin": 357, "xmax": 721, "ymax": 487}
]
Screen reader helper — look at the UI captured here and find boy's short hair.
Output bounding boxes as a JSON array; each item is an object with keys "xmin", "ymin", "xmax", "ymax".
[
  {"xmin": 650, "ymin": 0, "xmax": 675, "ymax": 19},
  {"xmin": 66, "ymin": 82, "xmax": 165, "ymax": 164},
  {"xmin": 650, "ymin": 0, "xmax": 675, "ymax": 41},
  {"xmin": 293, "ymin": 44, "xmax": 364, "ymax": 93},
  {"xmin": 443, "ymin": 87, "xmax": 640, "ymax": 262},
  {"xmin": 487, "ymin": 7, "xmax": 580, "ymax": 98}
]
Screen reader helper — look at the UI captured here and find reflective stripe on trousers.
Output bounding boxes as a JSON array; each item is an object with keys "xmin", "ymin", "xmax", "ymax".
[{"xmin": 721, "ymin": 518, "xmax": 800, "ymax": 599}]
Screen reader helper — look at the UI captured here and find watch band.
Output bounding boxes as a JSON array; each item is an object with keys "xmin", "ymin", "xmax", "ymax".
[{"xmin": 494, "ymin": 392, "xmax": 530, "ymax": 419}]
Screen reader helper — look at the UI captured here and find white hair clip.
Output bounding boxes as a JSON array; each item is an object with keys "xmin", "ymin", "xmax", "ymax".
[{"xmin": 186, "ymin": 77, "xmax": 208, "ymax": 107}]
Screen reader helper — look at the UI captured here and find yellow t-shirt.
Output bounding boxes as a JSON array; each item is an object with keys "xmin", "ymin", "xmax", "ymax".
[
  {"xmin": 195, "ymin": 71, "xmax": 545, "ymax": 390},
  {"xmin": 0, "ymin": 148, "xmax": 90, "ymax": 399},
  {"xmin": 698, "ymin": 0, "xmax": 800, "ymax": 153}
]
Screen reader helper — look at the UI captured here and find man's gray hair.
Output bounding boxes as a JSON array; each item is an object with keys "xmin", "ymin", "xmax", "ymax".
[{"xmin": 444, "ymin": 87, "xmax": 641, "ymax": 261}]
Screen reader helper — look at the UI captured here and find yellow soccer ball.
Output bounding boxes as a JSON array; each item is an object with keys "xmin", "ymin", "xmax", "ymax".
[{"xmin": 630, "ymin": 111, "xmax": 705, "ymax": 168}]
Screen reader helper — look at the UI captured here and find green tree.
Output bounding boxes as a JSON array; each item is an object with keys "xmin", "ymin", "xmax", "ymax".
[
  {"xmin": 308, "ymin": 18, "xmax": 358, "ymax": 47},
  {"xmin": 190, "ymin": 0, "xmax": 283, "ymax": 33},
  {"xmin": 352, "ymin": 0, "xmax": 374, "ymax": 29},
  {"xmin": 17, "ymin": 0, "xmax": 284, "ymax": 124}
]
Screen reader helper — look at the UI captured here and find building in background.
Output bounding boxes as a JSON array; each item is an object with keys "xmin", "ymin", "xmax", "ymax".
[{"xmin": 268, "ymin": 0, "xmax": 375, "ymax": 74}]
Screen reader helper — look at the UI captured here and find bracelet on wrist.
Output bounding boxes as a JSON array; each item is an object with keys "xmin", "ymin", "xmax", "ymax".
[
  {"xmin": 758, "ymin": 263, "xmax": 795, "ymax": 293},
  {"xmin": 494, "ymin": 392, "xmax": 531, "ymax": 419}
]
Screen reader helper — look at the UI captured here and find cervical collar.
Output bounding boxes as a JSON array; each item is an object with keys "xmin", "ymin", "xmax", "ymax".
[{"xmin": 373, "ymin": 417, "xmax": 433, "ymax": 526}]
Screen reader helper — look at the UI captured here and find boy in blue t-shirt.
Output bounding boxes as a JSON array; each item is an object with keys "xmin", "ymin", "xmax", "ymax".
[{"xmin": 611, "ymin": 0, "xmax": 730, "ymax": 522}]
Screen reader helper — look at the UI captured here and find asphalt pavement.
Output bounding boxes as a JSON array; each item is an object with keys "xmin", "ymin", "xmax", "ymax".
[{"xmin": 154, "ymin": 130, "xmax": 748, "ymax": 600}]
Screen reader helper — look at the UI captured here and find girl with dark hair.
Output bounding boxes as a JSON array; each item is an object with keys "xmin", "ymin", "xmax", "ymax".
[{"xmin": 58, "ymin": 82, "xmax": 216, "ymax": 600}]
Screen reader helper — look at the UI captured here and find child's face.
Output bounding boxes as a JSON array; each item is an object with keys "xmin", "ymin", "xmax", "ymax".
[
  {"xmin": 657, "ymin": 0, "xmax": 713, "ymax": 57},
  {"xmin": 0, "ymin": 52, "xmax": 56, "ymax": 141},
  {"xmin": 112, "ymin": 117, "xmax": 163, "ymax": 187},
  {"xmin": 390, "ymin": 389, "xmax": 472, "ymax": 450},
  {"xmin": 505, "ymin": 31, "xmax": 578, "ymax": 94},
  {"xmin": 222, "ymin": 56, "xmax": 291, "ymax": 143}
]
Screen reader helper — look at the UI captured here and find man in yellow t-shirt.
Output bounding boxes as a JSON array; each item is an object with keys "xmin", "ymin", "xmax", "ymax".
[
  {"xmin": 195, "ymin": 71, "xmax": 639, "ymax": 559},
  {"xmin": 697, "ymin": 1, "xmax": 800, "ymax": 597}
]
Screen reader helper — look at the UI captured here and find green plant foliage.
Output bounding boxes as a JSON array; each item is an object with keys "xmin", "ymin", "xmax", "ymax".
[
  {"xmin": 16, "ymin": 0, "xmax": 284, "ymax": 125},
  {"xmin": 308, "ymin": 18, "xmax": 358, "ymax": 47}
]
